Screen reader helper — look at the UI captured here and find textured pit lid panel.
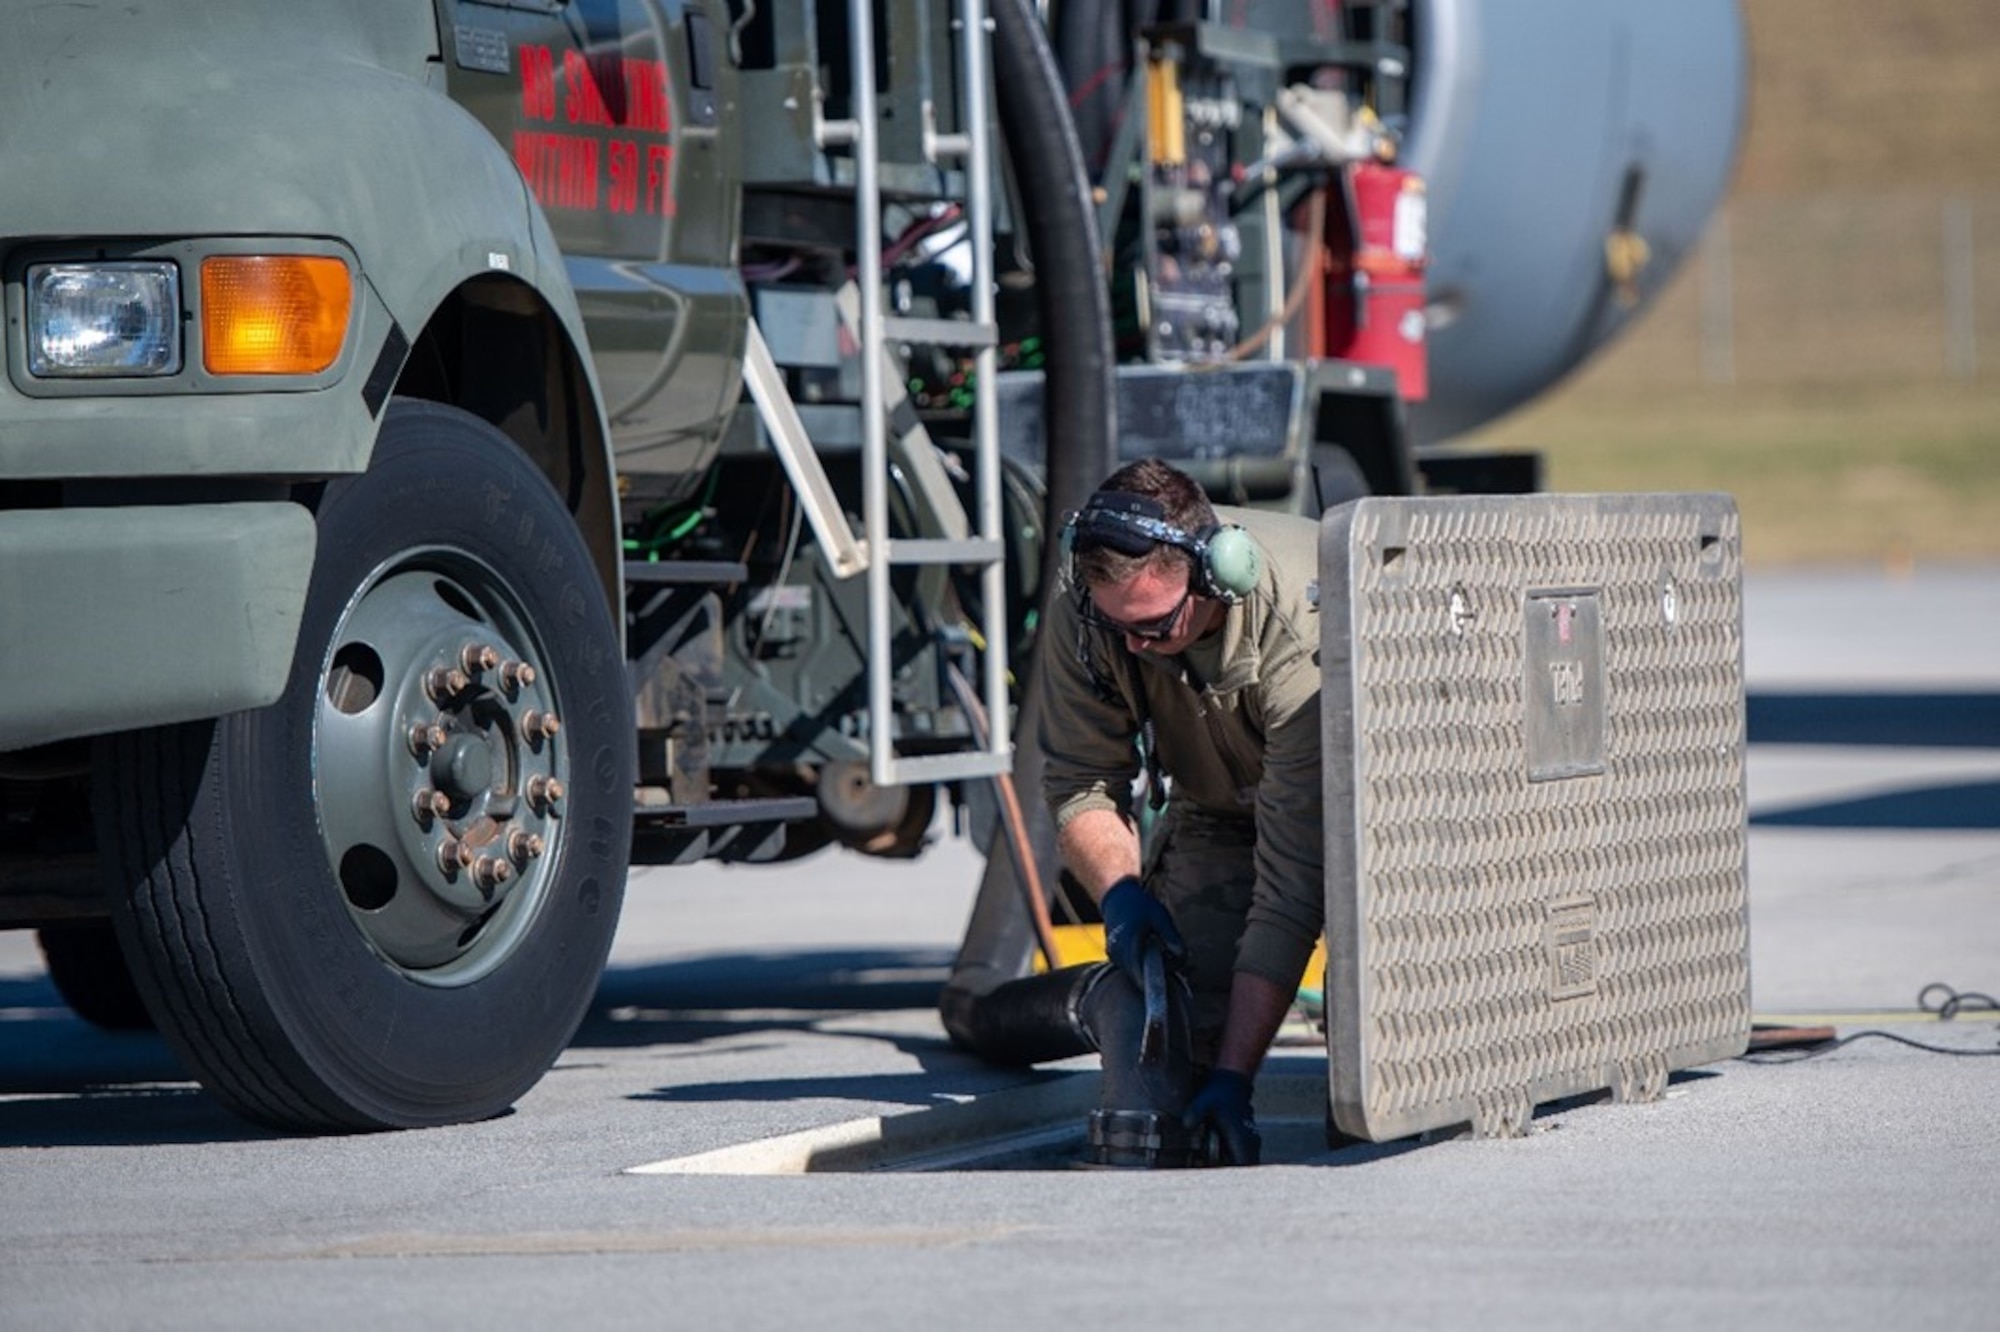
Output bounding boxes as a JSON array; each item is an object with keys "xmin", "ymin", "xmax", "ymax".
[{"xmin": 1320, "ymin": 494, "xmax": 1750, "ymax": 1141}]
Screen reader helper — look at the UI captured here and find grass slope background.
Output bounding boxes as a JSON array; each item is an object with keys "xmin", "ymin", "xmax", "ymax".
[{"xmin": 1453, "ymin": 0, "xmax": 2000, "ymax": 568}]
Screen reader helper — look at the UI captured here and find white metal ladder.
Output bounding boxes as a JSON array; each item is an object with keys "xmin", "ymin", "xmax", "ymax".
[{"xmin": 739, "ymin": 0, "xmax": 1010, "ymax": 789}]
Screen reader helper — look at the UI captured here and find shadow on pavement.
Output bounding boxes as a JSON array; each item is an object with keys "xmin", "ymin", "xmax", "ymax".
[
  {"xmin": 1747, "ymin": 690, "xmax": 2000, "ymax": 829},
  {"xmin": 586, "ymin": 946, "xmax": 1004, "ymax": 1110},
  {"xmin": 1747, "ymin": 691, "xmax": 2000, "ymax": 748},
  {"xmin": 575, "ymin": 947, "xmax": 953, "ymax": 1053},
  {"xmin": 589, "ymin": 951, "xmax": 1099, "ymax": 1124},
  {"xmin": 0, "ymin": 946, "xmax": 963, "ymax": 1146},
  {"xmin": 0, "ymin": 972, "xmax": 270, "ymax": 1146},
  {"xmin": 631, "ymin": 1059, "xmax": 1059, "ymax": 1115},
  {"xmin": 1751, "ymin": 779, "xmax": 2000, "ymax": 830}
]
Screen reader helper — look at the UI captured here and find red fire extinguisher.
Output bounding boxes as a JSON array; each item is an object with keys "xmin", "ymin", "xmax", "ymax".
[{"xmin": 1321, "ymin": 156, "xmax": 1429, "ymax": 401}]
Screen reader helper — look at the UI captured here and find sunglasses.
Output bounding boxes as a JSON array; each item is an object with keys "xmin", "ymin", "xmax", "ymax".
[{"xmin": 1079, "ymin": 587, "xmax": 1194, "ymax": 643}]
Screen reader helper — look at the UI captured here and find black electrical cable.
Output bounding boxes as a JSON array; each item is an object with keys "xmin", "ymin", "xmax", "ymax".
[
  {"xmin": 1741, "ymin": 1030, "xmax": 2000, "ymax": 1063},
  {"xmin": 1917, "ymin": 981, "xmax": 1998, "ymax": 1020},
  {"xmin": 1738, "ymin": 983, "xmax": 2000, "ymax": 1064}
]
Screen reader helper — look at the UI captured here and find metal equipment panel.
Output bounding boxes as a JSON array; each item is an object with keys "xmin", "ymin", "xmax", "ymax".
[{"xmin": 1320, "ymin": 494, "xmax": 1750, "ymax": 1142}]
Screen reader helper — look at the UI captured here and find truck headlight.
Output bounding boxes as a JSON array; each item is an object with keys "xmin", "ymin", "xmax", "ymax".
[{"xmin": 26, "ymin": 261, "xmax": 183, "ymax": 377}]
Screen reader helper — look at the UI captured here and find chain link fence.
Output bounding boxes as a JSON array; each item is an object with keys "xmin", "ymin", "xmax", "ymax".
[{"xmin": 1587, "ymin": 192, "xmax": 2000, "ymax": 391}]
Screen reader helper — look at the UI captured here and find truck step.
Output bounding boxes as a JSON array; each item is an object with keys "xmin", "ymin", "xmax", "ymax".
[
  {"xmin": 623, "ymin": 560, "xmax": 749, "ymax": 587},
  {"xmin": 631, "ymin": 794, "xmax": 816, "ymax": 826},
  {"xmin": 629, "ymin": 794, "xmax": 820, "ymax": 868}
]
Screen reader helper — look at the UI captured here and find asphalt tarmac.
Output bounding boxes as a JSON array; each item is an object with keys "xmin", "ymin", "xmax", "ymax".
[{"xmin": 2, "ymin": 564, "xmax": 1996, "ymax": 1330}]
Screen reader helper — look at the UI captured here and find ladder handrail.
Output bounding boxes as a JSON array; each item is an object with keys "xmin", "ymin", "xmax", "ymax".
[
  {"xmin": 845, "ymin": 0, "xmax": 891, "ymax": 784},
  {"xmin": 844, "ymin": 0, "xmax": 1011, "ymax": 789},
  {"xmin": 962, "ymin": 0, "xmax": 1011, "ymax": 784},
  {"xmin": 749, "ymin": 0, "xmax": 1011, "ymax": 790}
]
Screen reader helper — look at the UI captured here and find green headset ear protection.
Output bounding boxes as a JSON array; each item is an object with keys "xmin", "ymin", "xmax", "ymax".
[{"xmin": 1061, "ymin": 490, "xmax": 1263, "ymax": 603}]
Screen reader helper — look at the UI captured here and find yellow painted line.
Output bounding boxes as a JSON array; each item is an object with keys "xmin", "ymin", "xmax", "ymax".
[{"xmin": 1754, "ymin": 1011, "xmax": 1999, "ymax": 1027}]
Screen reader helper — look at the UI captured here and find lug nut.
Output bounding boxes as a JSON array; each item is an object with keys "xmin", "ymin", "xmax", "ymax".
[
  {"xmin": 460, "ymin": 642, "xmax": 501, "ymax": 675},
  {"xmin": 412, "ymin": 787, "xmax": 452, "ymax": 823},
  {"xmin": 499, "ymin": 660, "xmax": 538, "ymax": 692},
  {"xmin": 507, "ymin": 830, "xmax": 546, "ymax": 862},
  {"xmin": 436, "ymin": 838, "xmax": 473, "ymax": 875},
  {"xmin": 521, "ymin": 710, "xmax": 562, "ymax": 745},
  {"xmin": 471, "ymin": 856, "xmax": 513, "ymax": 892},
  {"xmin": 526, "ymin": 775, "xmax": 566, "ymax": 810},
  {"xmin": 407, "ymin": 722, "xmax": 448, "ymax": 758},
  {"xmin": 425, "ymin": 666, "xmax": 471, "ymax": 703}
]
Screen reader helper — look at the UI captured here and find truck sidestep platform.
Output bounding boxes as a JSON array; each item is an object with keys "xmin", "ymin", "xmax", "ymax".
[{"xmin": 631, "ymin": 794, "xmax": 819, "ymax": 867}]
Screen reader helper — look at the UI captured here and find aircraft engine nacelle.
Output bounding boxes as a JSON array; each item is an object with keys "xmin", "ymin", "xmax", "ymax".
[{"xmin": 1403, "ymin": 0, "xmax": 1747, "ymax": 444}]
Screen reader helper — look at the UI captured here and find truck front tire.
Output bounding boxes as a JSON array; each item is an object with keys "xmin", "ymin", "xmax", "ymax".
[{"xmin": 96, "ymin": 400, "xmax": 633, "ymax": 1131}]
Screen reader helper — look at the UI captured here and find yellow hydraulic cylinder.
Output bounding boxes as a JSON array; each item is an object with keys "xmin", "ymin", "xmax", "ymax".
[{"xmin": 1147, "ymin": 57, "xmax": 1185, "ymax": 167}]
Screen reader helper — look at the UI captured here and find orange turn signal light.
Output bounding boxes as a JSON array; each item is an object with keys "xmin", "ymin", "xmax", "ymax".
[{"xmin": 202, "ymin": 255, "xmax": 352, "ymax": 375}]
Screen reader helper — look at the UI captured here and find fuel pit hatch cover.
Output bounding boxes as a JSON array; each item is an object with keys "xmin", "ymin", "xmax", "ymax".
[{"xmin": 1319, "ymin": 494, "xmax": 1750, "ymax": 1142}]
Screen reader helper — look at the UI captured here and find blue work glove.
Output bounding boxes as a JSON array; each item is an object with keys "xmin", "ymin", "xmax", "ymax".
[
  {"xmin": 1183, "ymin": 1069, "xmax": 1261, "ymax": 1167},
  {"xmin": 1099, "ymin": 876, "xmax": 1186, "ymax": 987}
]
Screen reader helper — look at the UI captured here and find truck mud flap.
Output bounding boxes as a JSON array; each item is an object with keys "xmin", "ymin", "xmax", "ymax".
[{"xmin": 1320, "ymin": 494, "xmax": 1751, "ymax": 1142}]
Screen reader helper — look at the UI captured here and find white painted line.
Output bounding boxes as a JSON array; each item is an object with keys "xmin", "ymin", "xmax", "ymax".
[{"xmin": 625, "ymin": 1072, "xmax": 1101, "ymax": 1176}]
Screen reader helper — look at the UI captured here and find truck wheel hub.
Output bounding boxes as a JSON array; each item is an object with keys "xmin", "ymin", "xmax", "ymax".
[{"xmin": 314, "ymin": 557, "xmax": 563, "ymax": 985}]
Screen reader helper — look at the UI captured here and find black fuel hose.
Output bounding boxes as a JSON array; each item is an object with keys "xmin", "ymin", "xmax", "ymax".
[{"xmin": 992, "ymin": 0, "xmax": 1117, "ymax": 540}]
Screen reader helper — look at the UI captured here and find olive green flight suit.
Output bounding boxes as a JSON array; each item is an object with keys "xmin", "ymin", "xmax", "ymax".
[{"xmin": 1037, "ymin": 505, "xmax": 1326, "ymax": 1059}]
